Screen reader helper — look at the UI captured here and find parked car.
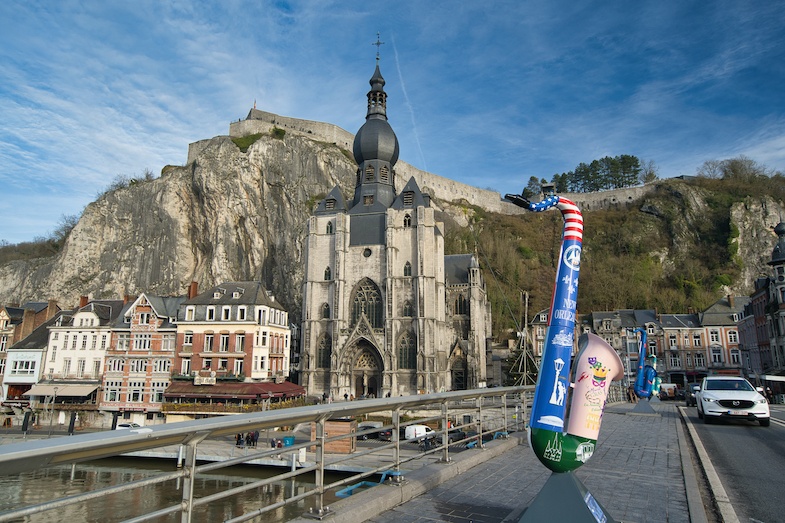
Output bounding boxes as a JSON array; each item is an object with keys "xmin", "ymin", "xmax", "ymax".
[
  {"xmin": 357, "ymin": 421, "xmax": 384, "ymax": 440},
  {"xmin": 696, "ymin": 376, "xmax": 770, "ymax": 426},
  {"xmin": 685, "ymin": 384, "xmax": 699, "ymax": 407},
  {"xmin": 447, "ymin": 429, "xmax": 467, "ymax": 443},
  {"xmin": 404, "ymin": 424, "xmax": 435, "ymax": 441},
  {"xmin": 115, "ymin": 423, "xmax": 142, "ymax": 430}
]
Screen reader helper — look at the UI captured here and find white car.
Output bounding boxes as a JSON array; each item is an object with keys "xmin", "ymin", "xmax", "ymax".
[
  {"xmin": 115, "ymin": 422, "xmax": 142, "ymax": 430},
  {"xmin": 696, "ymin": 376, "xmax": 770, "ymax": 426}
]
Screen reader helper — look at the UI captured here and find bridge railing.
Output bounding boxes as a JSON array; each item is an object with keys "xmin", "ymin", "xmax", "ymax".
[{"xmin": 0, "ymin": 386, "xmax": 532, "ymax": 523}]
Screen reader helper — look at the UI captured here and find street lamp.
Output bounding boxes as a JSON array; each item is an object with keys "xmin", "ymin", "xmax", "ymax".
[{"xmin": 48, "ymin": 387, "xmax": 58, "ymax": 438}]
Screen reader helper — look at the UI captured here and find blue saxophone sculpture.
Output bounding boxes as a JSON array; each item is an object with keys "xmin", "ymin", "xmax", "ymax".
[
  {"xmin": 506, "ymin": 193, "xmax": 624, "ymax": 473},
  {"xmin": 632, "ymin": 327, "xmax": 657, "ymax": 400}
]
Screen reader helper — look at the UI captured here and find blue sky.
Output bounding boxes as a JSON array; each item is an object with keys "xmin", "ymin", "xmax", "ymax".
[{"xmin": 1, "ymin": 1, "xmax": 784, "ymax": 245}]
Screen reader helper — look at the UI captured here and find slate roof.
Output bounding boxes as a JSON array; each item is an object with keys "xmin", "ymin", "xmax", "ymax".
[
  {"xmin": 10, "ymin": 310, "xmax": 74, "ymax": 350},
  {"xmin": 182, "ymin": 281, "xmax": 278, "ymax": 308},
  {"xmin": 444, "ymin": 254, "xmax": 476, "ymax": 285},
  {"xmin": 699, "ymin": 295, "xmax": 749, "ymax": 326},
  {"xmin": 658, "ymin": 314, "xmax": 701, "ymax": 329}
]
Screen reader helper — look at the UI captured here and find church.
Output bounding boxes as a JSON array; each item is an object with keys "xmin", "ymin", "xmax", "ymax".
[{"xmin": 299, "ymin": 57, "xmax": 492, "ymax": 399}]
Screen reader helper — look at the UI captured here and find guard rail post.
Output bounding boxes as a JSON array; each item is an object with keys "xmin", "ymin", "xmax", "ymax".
[{"xmin": 441, "ymin": 402, "xmax": 450, "ymax": 463}]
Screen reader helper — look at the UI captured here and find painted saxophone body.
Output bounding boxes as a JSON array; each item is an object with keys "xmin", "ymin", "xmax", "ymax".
[
  {"xmin": 632, "ymin": 328, "xmax": 657, "ymax": 399},
  {"xmin": 506, "ymin": 193, "xmax": 623, "ymax": 473}
]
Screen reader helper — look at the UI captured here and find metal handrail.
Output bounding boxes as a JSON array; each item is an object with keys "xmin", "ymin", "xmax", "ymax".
[{"xmin": 0, "ymin": 386, "xmax": 531, "ymax": 523}]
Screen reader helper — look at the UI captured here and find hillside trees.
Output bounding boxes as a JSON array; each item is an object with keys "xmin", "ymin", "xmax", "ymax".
[{"xmin": 551, "ymin": 154, "xmax": 643, "ymax": 192}]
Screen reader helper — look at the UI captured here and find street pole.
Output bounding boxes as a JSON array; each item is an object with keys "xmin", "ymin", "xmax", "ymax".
[{"xmin": 48, "ymin": 387, "xmax": 58, "ymax": 438}]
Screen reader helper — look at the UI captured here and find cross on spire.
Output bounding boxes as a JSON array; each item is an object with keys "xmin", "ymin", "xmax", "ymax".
[{"xmin": 373, "ymin": 32, "xmax": 384, "ymax": 62}]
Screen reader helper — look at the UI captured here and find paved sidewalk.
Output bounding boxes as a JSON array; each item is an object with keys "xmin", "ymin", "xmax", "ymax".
[{"xmin": 364, "ymin": 402, "xmax": 704, "ymax": 523}]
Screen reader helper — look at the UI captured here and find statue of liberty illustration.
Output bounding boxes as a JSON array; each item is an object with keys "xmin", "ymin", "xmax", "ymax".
[{"xmin": 506, "ymin": 189, "xmax": 624, "ymax": 522}]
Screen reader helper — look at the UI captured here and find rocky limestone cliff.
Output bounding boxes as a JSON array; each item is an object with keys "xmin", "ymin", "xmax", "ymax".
[{"xmin": 0, "ymin": 122, "xmax": 783, "ymax": 320}]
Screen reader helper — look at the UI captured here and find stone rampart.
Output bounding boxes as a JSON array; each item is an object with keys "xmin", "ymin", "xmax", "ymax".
[{"xmin": 188, "ymin": 108, "xmax": 655, "ymax": 214}]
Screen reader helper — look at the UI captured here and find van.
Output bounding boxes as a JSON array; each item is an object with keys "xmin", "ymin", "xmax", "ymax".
[{"xmin": 404, "ymin": 424, "xmax": 435, "ymax": 441}]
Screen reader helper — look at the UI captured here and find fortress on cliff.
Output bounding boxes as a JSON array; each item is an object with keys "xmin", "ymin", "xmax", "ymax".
[{"xmin": 187, "ymin": 108, "xmax": 656, "ymax": 214}]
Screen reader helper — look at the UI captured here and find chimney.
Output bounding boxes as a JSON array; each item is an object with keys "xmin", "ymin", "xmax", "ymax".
[
  {"xmin": 728, "ymin": 295, "xmax": 735, "ymax": 308},
  {"xmin": 20, "ymin": 309, "xmax": 36, "ymax": 340},
  {"xmin": 188, "ymin": 281, "xmax": 199, "ymax": 300},
  {"xmin": 79, "ymin": 295, "xmax": 89, "ymax": 308},
  {"xmin": 46, "ymin": 299, "xmax": 59, "ymax": 320}
]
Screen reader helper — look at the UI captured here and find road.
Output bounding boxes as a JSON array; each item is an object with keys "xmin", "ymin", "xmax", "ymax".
[{"xmin": 685, "ymin": 403, "xmax": 785, "ymax": 523}]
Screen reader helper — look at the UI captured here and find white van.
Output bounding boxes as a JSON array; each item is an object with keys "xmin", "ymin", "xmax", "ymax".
[{"xmin": 404, "ymin": 424, "xmax": 435, "ymax": 441}]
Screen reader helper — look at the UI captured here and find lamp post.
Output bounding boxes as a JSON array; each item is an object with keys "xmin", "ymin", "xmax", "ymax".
[{"xmin": 48, "ymin": 387, "xmax": 58, "ymax": 438}]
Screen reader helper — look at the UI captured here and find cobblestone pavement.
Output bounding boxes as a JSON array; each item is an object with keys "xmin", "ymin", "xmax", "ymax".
[{"xmin": 367, "ymin": 402, "xmax": 694, "ymax": 523}]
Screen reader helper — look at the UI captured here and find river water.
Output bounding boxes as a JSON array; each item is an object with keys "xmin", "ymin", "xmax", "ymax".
[{"xmin": 0, "ymin": 457, "xmax": 344, "ymax": 522}]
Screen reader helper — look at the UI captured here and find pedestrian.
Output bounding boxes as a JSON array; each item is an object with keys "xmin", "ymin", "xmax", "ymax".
[
  {"xmin": 236, "ymin": 433, "xmax": 243, "ymax": 447},
  {"xmin": 270, "ymin": 438, "xmax": 276, "ymax": 449},
  {"xmin": 245, "ymin": 433, "xmax": 252, "ymax": 447},
  {"xmin": 344, "ymin": 392, "xmax": 349, "ymax": 401},
  {"xmin": 766, "ymin": 387, "xmax": 773, "ymax": 403},
  {"xmin": 253, "ymin": 430, "xmax": 259, "ymax": 447}
]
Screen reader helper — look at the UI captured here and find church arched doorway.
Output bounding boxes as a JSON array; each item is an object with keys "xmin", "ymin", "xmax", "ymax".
[{"xmin": 351, "ymin": 341, "xmax": 382, "ymax": 398}]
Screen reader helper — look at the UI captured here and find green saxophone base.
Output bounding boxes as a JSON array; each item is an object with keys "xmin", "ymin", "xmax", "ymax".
[{"xmin": 519, "ymin": 471, "xmax": 618, "ymax": 523}]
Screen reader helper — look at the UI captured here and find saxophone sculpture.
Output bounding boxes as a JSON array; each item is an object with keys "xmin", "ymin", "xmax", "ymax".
[
  {"xmin": 632, "ymin": 328, "xmax": 657, "ymax": 399},
  {"xmin": 506, "ymin": 193, "xmax": 624, "ymax": 473}
]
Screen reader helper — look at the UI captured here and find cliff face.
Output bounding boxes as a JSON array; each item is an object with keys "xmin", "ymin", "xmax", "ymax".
[
  {"xmin": 0, "ymin": 133, "xmax": 357, "ymax": 318},
  {"xmin": 0, "ymin": 125, "xmax": 783, "ymax": 320}
]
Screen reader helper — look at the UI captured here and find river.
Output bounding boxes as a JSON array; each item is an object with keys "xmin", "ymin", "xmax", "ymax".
[{"xmin": 0, "ymin": 456, "xmax": 344, "ymax": 522}]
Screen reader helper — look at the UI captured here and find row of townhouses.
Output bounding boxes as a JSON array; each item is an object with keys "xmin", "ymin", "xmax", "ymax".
[
  {"xmin": 0, "ymin": 281, "xmax": 302, "ymax": 429},
  {"xmin": 525, "ymin": 220, "xmax": 785, "ymax": 396}
]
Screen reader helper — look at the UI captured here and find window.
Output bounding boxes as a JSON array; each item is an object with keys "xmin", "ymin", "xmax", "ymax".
[
  {"xmin": 711, "ymin": 348, "xmax": 722, "ymax": 364},
  {"xmin": 326, "ymin": 221, "xmax": 333, "ymax": 234},
  {"xmin": 235, "ymin": 333, "xmax": 245, "ymax": 352},
  {"xmin": 206, "ymin": 307, "xmax": 215, "ymax": 321},
  {"xmin": 218, "ymin": 358, "xmax": 228, "ymax": 370},
  {"xmin": 151, "ymin": 382, "xmax": 167, "ymax": 403},
  {"xmin": 184, "ymin": 331, "xmax": 193, "ymax": 345},
  {"xmin": 669, "ymin": 335, "xmax": 677, "ymax": 348},
  {"xmin": 669, "ymin": 353, "xmax": 681, "ymax": 368},
  {"xmin": 730, "ymin": 350, "xmax": 741, "ymax": 365},
  {"xmin": 128, "ymin": 381, "xmax": 145, "ymax": 402},
  {"xmin": 62, "ymin": 359, "xmax": 71, "ymax": 376},
  {"xmin": 153, "ymin": 359, "xmax": 170, "ymax": 373},
  {"xmin": 646, "ymin": 325, "xmax": 655, "ymax": 335},
  {"xmin": 101, "ymin": 335, "xmax": 107, "ymax": 349},
  {"xmin": 710, "ymin": 330, "xmax": 719, "ymax": 343},
  {"xmin": 104, "ymin": 381, "xmax": 122, "ymax": 402},
  {"xmin": 181, "ymin": 358, "xmax": 191, "ymax": 375},
  {"xmin": 222, "ymin": 307, "xmax": 231, "ymax": 321},
  {"xmin": 365, "ymin": 165, "xmax": 374, "ymax": 181},
  {"xmin": 219, "ymin": 334, "xmax": 229, "ymax": 352},
  {"xmin": 350, "ymin": 278, "xmax": 383, "ymax": 329},
  {"xmin": 324, "ymin": 267, "xmax": 332, "ymax": 280},
  {"xmin": 81, "ymin": 336, "xmax": 87, "ymax": 350},
  {"xmin": 238, "ymin": 307, "xmax": 247, "ymax": 321},
  {"xmin": 50, "ymin": 347, "xmax": 57, "ymax": 362},
  {"xmin": 261, "ymin": 331, "xmax": 268, "ymax": 347},
  {"xmin": 685, "ymin": 352, "xmax": 692, "ymax": 367},
  {"xmin": 234, "ymin": 359, "xmax": 244, "ymax": 376},
  {"xmin": 76, "ymin": 359, "xmax": 86, "ymax": 378},
  {"xmin": 11, "ymin": 360, "xmax": 36, "ymax": 375},
  {"xmin": 380, "ymin": 165, "xmax": 389, "ymax": 182},
  {"xmin": 403, "ymin": 191, "xmax": 414, "ymax": 206},
  {"xmin": 203, "ymin": 358, "xmax": 212, "ymax": 369},
  {"xmin": 398, "ymin": 332, "xmax": 417, "ymax": 369},
  {"xmin": 403, "ymin": 214, "xmax": 411, "ymax": 228},
  {"xmin": 117, "ymin": 333, "xmax": 130, "ymax": 351},
  {"xmin": 71, "ymin": 336, "xmax": 78, "ymax": 349},
  {"xmin": 403, "ymin": 261, "xmax": 412, "ymax": 276},
  {"xmin": 139, "ymin": 312, "xmax": 151, "ymax": 325},
  {"xmin": 692, "ymin": 333, "xmax": 702, "ymax": 347},
  {"xmin": 91, "ymin": 335, "xmax": 97, "ymax": 349},
  {"xmin": 162, "ymin": 334, "xmax": 175, "ymax": 351},
  {"xmin": 317, "ymin": 335, "xmax": 332, "ymax": 368},
  {"xmin": 728, "ymin": 331, "xmax": 738, "ymax": 343},
  {"xmin": 63, "ymin": 334, "xmax": 69, "ymax": 348},
  {"xmin": 363, "ymin": 195, "xmax": 374, "ymax": 206},
  {"xmin": 185, "ymin": 307, "xmax": 195, "ymax": 321},
  {"xmin": 321, "ymin": 303, "xmax": 330, "ymax": 319},
  {"xmin": 204, "ymin": 334, "xmax": 214, "ymax": 352},
  {"xmin": 325, "ymin": 199, "xmax": 335, "ymax": 210},
  {"xmin": 130, "ymin": 359, "xmax": 147, "ymax": 373},
  {"xmin": 695, "ymin": 352, "xmax": 706, "ymax": 367},
  {"xmin": 107, "ymin": 359, "xmax": 124, "ymax": 372},
  {"xmin": 92, "ymin": 360, "xmax": 101, "ymax": 378},
  {"xmin": 402, "ymin": 301, "xmax": 413, "ymax": 317},
  {"xmin": 455, "ymin": 294, "xmax": 468, "ymax": 315},
  {"xmin": 133, "ymin": 334, "xmax": 152, "ymax": 351}
]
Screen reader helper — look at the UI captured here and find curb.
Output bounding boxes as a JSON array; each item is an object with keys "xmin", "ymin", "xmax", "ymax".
[
  {"xmin": 678, "ymin": 405, "xmax": 739, "ymax": 523},
  {"xmin": 288, "ymin": 434, "xmax": 523, "ymax": 523}
]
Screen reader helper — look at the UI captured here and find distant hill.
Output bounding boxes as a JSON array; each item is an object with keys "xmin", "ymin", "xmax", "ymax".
[{"xmin": 0, "ymin": 111, "xmax": 783, "ymax": 340}]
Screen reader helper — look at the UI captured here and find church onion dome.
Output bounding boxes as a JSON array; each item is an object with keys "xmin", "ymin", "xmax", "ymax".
[
  {"xmin": 769, "ymin": 221, "xmax": 785, "ymax": 265},
  {"xmin": 353, "ymin": 64, "xmax": 400, "ymax": 167}
]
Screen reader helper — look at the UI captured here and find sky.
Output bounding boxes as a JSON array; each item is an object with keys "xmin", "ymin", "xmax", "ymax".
[{"xmin": 1, "ymin": 1, "xmax": 784, "ymax": 245}]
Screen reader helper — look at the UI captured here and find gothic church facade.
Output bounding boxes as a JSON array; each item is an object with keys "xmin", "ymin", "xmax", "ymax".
[{"xmin": 300, "ymin": 61, "xmax": 491, "ymax": 399}]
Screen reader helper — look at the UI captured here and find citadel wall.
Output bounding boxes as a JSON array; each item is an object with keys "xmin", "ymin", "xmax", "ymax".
[{"xmin": 187, "ymin": 109, "xmax": 656, "ymax": 214}]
